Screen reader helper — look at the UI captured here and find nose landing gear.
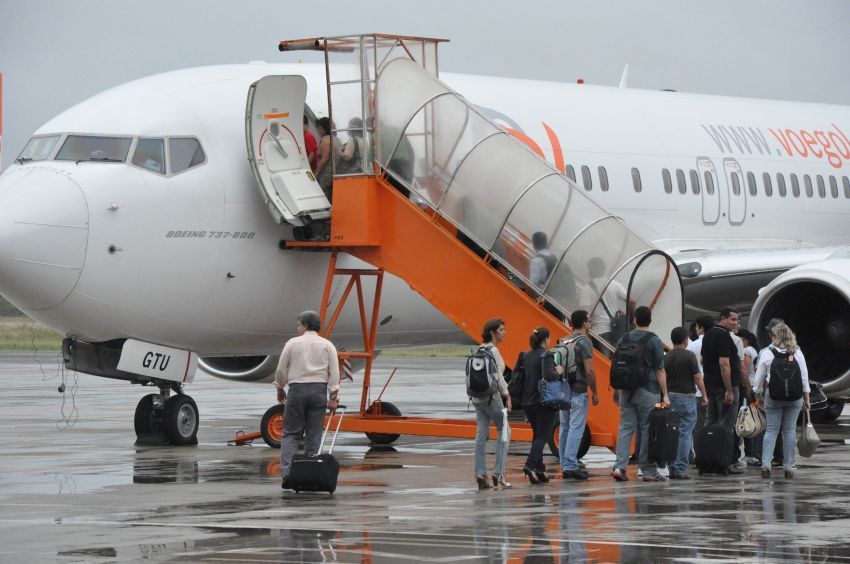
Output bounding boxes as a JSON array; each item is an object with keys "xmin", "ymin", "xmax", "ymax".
[{"xmin": 134, "ymin": 383, "xmax": 199, "ymax": 446}]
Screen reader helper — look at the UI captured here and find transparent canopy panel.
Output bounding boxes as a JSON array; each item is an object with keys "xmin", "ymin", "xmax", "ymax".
[{"xmin": 374, "ymin": 57, "xmax": 683, "ymax": 347}]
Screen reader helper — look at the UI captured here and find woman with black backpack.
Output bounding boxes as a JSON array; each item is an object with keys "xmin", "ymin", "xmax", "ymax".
[
  {"xmin": 753, "ymin": 323, "xmax": 811, "ymax": 479},
  {"xmin": 518, "ymin": 326, "xmax": 562, "ymax": 484}
]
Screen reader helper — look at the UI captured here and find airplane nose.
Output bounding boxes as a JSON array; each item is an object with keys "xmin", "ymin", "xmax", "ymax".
[{"xmin": 0, "ymin": 168, "xmax": 89, "ymax": 311}]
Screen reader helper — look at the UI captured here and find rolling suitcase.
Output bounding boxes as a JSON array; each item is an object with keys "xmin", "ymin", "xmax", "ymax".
[
  {"xmin": 648, "ymin": 404, "xmax": 680, "ymax": 465},
  {"xmin": 287, "ymin": 405, "xmax": 346, "ymax": 494},
  {"xmin": 694, "ymin": 422, "xmax": 736, "ymax": 475}
]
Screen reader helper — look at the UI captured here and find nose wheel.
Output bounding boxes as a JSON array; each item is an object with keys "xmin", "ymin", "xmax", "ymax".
[{"xmin": 134, "ymin": 390, "xmax": 199, "ymax": 446}]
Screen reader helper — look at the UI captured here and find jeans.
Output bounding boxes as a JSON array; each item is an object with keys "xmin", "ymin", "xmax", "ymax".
[
  {"xmin": 762, "ymin": 396, "xmax": 803, "ymax": 471},
  {"xmin": 614, "ymin": 386, "xmax": 660, "ymax": 476},
  {"xmin": 559, "ymin": 392, "xmax": 588, "ymax": 471},
  {"xmin": 473, "ymin": 396, "xmax": 510, "ymax": 477},
  {"xmin": 280, "ymin": 383, "xmax": 328, "ymax": 480},
  {"xmin": 668, "ymin": 393, "xmax": 697, "ymax": 476},
  {"xmin": 524, "ymin": 404, "xmax": 557, "ymax": 472}
]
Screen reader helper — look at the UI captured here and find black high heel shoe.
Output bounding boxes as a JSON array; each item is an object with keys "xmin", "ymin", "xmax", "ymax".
[
  {"xmin": 523, "ymin": 466, "xmax": 541, "ymax": 484},
  {"xmin": 535, "ymin": 471, "xmax": 550, "ymax": 483}
]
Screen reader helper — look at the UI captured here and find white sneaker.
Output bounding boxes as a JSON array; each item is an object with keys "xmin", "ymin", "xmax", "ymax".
[
  {"xmin": 637, "ymin": 468, "xmax": 644, "ymax": 477},
  {"xmin": 659, "ymin": 466, "xmax": 670, "ymax": 477}
]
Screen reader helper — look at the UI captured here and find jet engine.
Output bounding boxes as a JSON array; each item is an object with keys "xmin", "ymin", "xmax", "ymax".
[
  {"xmin": 749, "ymin": 256, "xmax": 850, "ymax": 419},
  {"xmin": 198, "ymin": 355, "xmax": 279, "ymax": 382}
]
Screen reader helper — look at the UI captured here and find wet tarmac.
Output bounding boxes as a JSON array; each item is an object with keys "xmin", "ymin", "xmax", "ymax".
[{"xmin": 2, "ymin": 350, "xmax": 850, "ymax": 562}]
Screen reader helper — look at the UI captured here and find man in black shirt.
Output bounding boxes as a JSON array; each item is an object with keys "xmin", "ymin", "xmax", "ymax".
[
  {"xmin": 664, "ymin": 327, "xmax": 708, "ymax": 479},
  {"xmin": 700, "ymin": 307, "xmax": 744, "ymax": 472}
]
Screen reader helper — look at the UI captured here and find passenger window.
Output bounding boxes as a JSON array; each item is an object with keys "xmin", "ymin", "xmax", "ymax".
[
  {"xmin": 690, "ymin": 170, "xmax": 701, "ymax": 194},
  {"xmin": 17, "ymin": 135, "xmax": 61, "ymax": 162},
  {"xmin": 56, "ymin": 135, "xmax": 132, "ymax": 162},
  {"xmin": 817, "ymin": 175, "xmax": 826, "ymax": 198},
  {"xmin": 662, "ymin": 169, "xmax": 672, "ymax": 194},
  {"xmin": 169, "ymin": 138, "xmax": 205, "ymax": 174},
  {"xmin": 132, "ymin": 139, "xmax": 166, "ymax": 174},
  {"xmin": 762, "ymin": 173, "xmax": 772, "ymax": 197},
  {"xmin": 829, "ymin": 176, "xmax": 839, "ymax": 198},
  {"xmin": 731, "ymin": 172, "xmax": 741, "ymax": 196},
  {"xmin": 676, "ymin": 169, "xmax": 686, "ymax": 194},
  {"xmin": 776, "ymin": 173, "xmax": 787, "ymax": 197},
  {"xmin": 703, "ymin": 171, "xmax": 714, "ymax": 195},
  {"xmin": 631, "ymin": 167, "xmax": 642, "ymax": 192},
  {"xmin": 564, "ymin": 165, "xmax": 576, "ymax": 183},
  {"xmin": 790, "ymin": 174, "xmax": 800, "ymax": 198},
  {"xmin": 804, "ymin": 175, "xmax": 813, "ymax": 197},
  {"xmin": 599, "ymin": 166, "xmax": 609, "ymax": 191},
  {"xmin": 844, "ymin": 176, "xmax": 850, "ymax": 198},
  {"xmin": 747, "ymin": 172, "xmax": 757, "ymax": 196},
  {"xmin": 581, "ymin": 165, "xmax": 592, "ymax": 191}
]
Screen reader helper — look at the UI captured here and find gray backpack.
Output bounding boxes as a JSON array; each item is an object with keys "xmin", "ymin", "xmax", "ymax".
[{"xmin": 465, "ymin": 346, "xmax": 500, "ymax": 399}]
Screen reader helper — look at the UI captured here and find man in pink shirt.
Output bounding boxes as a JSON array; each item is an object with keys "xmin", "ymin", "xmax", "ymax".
[{"xmin": 275, "ymin": 310, "xmax": 340, "ymax": 488}]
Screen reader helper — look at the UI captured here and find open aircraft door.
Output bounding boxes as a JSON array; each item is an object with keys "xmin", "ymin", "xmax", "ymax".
[{"xmin": 246, "ymin": 75, "xmax": 330, "ymax": 226}]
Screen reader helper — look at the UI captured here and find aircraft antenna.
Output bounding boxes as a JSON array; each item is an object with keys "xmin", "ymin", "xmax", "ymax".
[{"xmin": 618, "ymin": 64, "xmax": 629, "ymax": 88}]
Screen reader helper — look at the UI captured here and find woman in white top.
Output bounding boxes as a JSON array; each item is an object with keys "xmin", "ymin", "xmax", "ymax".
[
  {"xmin": 472, "ymin": 318, "xmax": 512, "ymax": 490},
  {"xmin": 739, "ymin": 329, "xmax": 763, "ymax": 464},
  {"xmin": 752, "ymin": 323, "xmax": 811, "ymax": 479}
]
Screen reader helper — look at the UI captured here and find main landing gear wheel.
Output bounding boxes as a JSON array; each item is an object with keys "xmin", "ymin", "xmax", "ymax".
[
  {"xmin": 261, "ymin": 404, "xmax": 286, "ymax": 448},
  {"xmin": 365, "ymin": 401, "xmax": 401, "ymax": 445},
  {"xmin": 163, "ymin": 395, "xmax": 199, "ymax": 446}
]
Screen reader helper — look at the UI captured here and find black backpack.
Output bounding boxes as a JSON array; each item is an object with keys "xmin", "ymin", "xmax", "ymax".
[
  {"xmin": 610, "ymin": 332, "xmax": 654, "ymax": 391},
  {"xmin": 465, "ymin": 346, "xmax": 500, "ymax": 399},
  {"xmin": 768, "ymin": 348, "xmax": 804, "ymax": 401}
]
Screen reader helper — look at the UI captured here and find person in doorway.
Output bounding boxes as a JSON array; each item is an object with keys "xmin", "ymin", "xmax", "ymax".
[
  {"xmin": 753, "ymin": 323, "xmax": 811, "ymax": 479},
  {"xmin": 521, "ymin": 326, "xmax": 562, "ymax": 484},
  {"xmin": 275, "ymin": 310, "xmax": 340, "ymax": 489},
  {"xmin": 611, "ymin": 306, "xmax": 669, "ymax": 482},
  {"xmin": 664, "ymin": 327, "xmax": 708, "ymax": 479},
  {"xmin": 303, "ymin": 115, "xmax": 318, "ymax": 173},
  {"xmin": 700, "ymin": 307, "xmax": 745, "ymax": 474},
  {"xmin": 558, "ymin": 310, "xmax": 599, "ymax": 480},
  {"xmin": 472, "ymin": 318, "xmax": 513, "ymax": 490},
  {"xmin": 315, "ymin": 117, "xmax": 341, "ymax": 199},
  {"xmin": 740, "ymin": 329, "xmax": 764, "ymax": 465}
]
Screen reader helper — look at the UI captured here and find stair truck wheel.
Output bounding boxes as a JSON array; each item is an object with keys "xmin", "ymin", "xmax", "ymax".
[
  {"xmin": 261, "ymin": 404, "xmax": 286, "ymax": 448},
  {"xmin": 365, "ymin": 401, "xmax": 401, "ymax": 445},
  {"xmin": 162, "ymin": 395, "xmax": 199, "ymax": 446},
  {"xmin": 578, "ymin": 424, "xmax": 592, "ymax": 459}
]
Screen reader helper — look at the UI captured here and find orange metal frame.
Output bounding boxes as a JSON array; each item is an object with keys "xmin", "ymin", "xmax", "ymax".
[{"xmin": 283, "ymin": 175, "xmax": 621, "ymax": 448}]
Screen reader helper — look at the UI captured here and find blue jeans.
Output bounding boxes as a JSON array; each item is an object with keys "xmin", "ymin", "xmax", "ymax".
[
  {"xmin": 559, "ymin": 392, "xmax": 588, "ymax": 471},
  {"xmin": 762, "ymin": 396, "xmax": 803, "ymax": 471},
  {"xmin": 668, "ymin": 393, "xmax": 697, "ymax": 476},
  {"xmin": 473, "ymin": 396, "xmax": 510, "ymax": 477},
  {"xmin": 614, "ymin": 386, "xmax": 660, "ymax": 475}
]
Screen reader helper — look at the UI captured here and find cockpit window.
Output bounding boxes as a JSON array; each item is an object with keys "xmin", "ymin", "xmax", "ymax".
[
  {"xmin": 56, "ymin": 135, "xmax": 132, "ymax": 163},
  {"xmin": 17, "ymin": 135, "xmax": 61, "ymax": 162},
  {"xmin": 169, "ymin": 138, "xmax": 205, "ymax": 174},
  {"xmin": 131, "ymin": 138, "xmax": 166, "ymax": 174}
]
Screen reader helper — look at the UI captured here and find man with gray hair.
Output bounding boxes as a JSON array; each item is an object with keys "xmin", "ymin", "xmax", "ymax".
[{"xmin": 275, "ymin": 310, "xmax": 340, "ymax": 489}]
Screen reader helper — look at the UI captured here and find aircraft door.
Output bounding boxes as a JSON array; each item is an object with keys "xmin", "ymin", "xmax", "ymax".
[
  {"xmin": 246, "ymin": 75, "xmax": 330, "ymax": 226},
  {"xmin": 723, "ymin": 158, "xmax": 747, "ymax": 225},
  {"xmin": 697, "ymin": 157, "xmax": 720, "ymax": 225}
]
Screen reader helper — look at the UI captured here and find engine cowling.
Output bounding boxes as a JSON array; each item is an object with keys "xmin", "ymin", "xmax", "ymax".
[
  {"xmin": 749, "ymin": 257, "xmax": 850, "ymax": 397},
  {"xmin": 198, "ymin": 355, "xmax": 279, "ymax": 382}
]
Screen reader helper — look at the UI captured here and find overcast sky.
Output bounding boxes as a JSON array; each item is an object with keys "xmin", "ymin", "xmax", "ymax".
[{"xmin": 1, "ymin": 0, "xmax": 849, "ymax": 168}]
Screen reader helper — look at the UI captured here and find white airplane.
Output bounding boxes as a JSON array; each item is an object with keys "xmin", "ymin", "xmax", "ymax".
[{"xmin": 1, "ymin": 52, "xmax": 848, "ymax": 442}]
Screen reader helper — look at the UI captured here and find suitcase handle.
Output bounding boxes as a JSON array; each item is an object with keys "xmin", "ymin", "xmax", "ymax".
[{"xmin": 318, "ymin": 405, "xmax": 347, "ymax": 455}]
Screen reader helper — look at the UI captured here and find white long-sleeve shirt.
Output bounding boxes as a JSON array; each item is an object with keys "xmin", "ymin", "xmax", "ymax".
[
  {"xmin": 752, "ymin": 346, "xmax": 810, "ymax": 396},
  {"xmin": 273, "ymin": 331, "xmax": 340, "ymax": 394}
]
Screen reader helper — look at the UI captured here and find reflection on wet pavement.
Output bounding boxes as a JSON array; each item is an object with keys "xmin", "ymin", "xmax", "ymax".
[{"xmin": 3, "ymin": 353, "xmax": 850, "ymax": 562}]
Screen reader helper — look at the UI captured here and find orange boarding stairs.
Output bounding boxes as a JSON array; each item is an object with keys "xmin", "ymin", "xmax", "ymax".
[{"xmin": 270, "ymin": 36, "xmax": 683, "ymax": 450}]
